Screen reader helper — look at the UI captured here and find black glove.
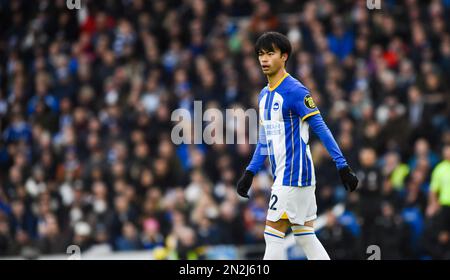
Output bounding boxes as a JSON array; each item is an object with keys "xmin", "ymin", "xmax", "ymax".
[
  {"xmin": 338, "ymin": 166, "xmax": 359, "ymax": 192},
  {"xmin": 236, "ymin": 170, "xmax": 254, "ymax": 198}
]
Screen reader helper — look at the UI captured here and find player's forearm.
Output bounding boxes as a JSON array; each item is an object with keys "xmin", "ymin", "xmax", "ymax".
[
  {"xmin": 428, "ymin": 190, "xmax": 439, "ymax": 206},
  {"xmin": 246, "ymin": 142, "xmax": 267, "ymax": 174},
  {"xmin": 307, "ymin": 114, "xmax": 347, "ymax": 169}
]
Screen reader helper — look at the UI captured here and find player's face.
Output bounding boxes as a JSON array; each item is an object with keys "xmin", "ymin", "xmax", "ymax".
[{"xmin": 257, "ymin": 46, "xmax": 287, "ymax": 76}]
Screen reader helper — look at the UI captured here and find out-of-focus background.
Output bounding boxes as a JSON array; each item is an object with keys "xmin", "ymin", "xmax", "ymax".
[{"xmin": 0, "ymin": 0, "xmax": 449, "ymax": 260}]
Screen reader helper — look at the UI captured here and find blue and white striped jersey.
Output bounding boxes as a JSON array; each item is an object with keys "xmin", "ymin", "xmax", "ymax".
[{"xmin": 246, "ymin": 73, "xmax": 321, "ymax": 187}]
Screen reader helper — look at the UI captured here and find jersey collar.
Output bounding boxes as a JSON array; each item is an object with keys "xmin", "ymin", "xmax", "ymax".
[{"xmin": 268, "ymin": 72, "xmax": 289, "ymax": 92}]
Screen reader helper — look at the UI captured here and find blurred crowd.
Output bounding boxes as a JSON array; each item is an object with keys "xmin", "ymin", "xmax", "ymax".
[{"xmin": 0, "ymin": 0, "xmax": 450, "ymax": 259}]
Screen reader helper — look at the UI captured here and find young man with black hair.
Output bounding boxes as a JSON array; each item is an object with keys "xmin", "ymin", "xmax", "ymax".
[{"xmin": 237, "ymin": 32, "xmax": 359, "ymax": 260}]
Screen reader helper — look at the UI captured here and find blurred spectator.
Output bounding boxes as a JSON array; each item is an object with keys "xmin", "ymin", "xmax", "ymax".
[
  {"xmin": 141, "ymin": 218, "xmax": 164, "ymax": 250},
  {"xmin": 115, "ymin": 222, "xmax": 142, "ymax": 251},
  {"xmin": 425, "ymin": 230, "xmax": 450, "ymax": 260},
  {"xmin": 216, "ymin": 200, "xmax": 246, "ymax": 245},
  {"xmin": 195, "ymin": 216, "xmax": 221, "ymax": 246},
  {"xmin": 36, "ymin": 213, "xmax": 68, "ymax": 255},
  {"xmin": 317, "ymin": 211, "xmax": 359, "ymax": 259},
  {"xmin": 427, "ymin": 144, "xmax": 450, "ymax": 231},
  {"xmin": 0, "ymin": 213, "xmax": 14, "ymax": 256},
  {"xmin": 166, "ymin": 226, "xmax": 200, "ymax": 260},
  {"xmin": 356, "ymin": 147, "xmax": 383, "ymax": 249},
  {"xmin": 373, "ymin": 202, "xmax": 411, "ymax": 259},
  {"xmin": 409, "ymin": 138, "xmax": 439, "ymax": 171}
]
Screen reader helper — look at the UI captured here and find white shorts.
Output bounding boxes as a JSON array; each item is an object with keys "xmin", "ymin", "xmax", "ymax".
[{"xmin": 266, "ymin": 185, "xmax": 317, "ymax": 225}]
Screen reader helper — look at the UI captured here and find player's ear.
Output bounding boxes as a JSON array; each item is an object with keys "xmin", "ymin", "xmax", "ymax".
[{"xmin": 281, "ymin": 52, "xmax": 288, "ymax": 63}]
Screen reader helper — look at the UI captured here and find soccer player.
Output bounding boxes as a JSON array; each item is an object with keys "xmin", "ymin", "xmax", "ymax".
[{"xmin": 236, "ymin": 32, "xmax": 359, "ymax": 260}]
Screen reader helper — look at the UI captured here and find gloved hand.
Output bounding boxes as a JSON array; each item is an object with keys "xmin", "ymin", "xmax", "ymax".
[
  {"xmin": 236, "ymin": 170, "xmax": 254, "ymax": 198},
  {"xmin": 338, "ymin": 166, "xmax": 359, "ymax": 192}
]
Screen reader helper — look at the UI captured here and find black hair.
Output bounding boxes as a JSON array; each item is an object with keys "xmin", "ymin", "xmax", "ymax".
[{"xmin": 254, "ymin": 31, "xmax": 292, "ymax": 62}]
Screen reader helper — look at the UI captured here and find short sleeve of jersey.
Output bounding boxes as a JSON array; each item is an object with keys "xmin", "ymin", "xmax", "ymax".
[{"xmin": 289, "ymin": 83, "xmax": 320, "ymax": 121}]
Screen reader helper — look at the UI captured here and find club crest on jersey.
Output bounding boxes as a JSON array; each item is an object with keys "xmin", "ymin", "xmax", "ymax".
[
  {"xmin": 273, "ymin": 102, "xmax": 280, "ymax": 111},
  {"xmin": 304, "ymin": 95, "xmax": 316, "ymax": 109}
]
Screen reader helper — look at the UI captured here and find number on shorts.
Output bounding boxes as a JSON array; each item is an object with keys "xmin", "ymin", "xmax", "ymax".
[{"xmin": 270, "ymin": 194, "xmax": 278, "ymax": 210}]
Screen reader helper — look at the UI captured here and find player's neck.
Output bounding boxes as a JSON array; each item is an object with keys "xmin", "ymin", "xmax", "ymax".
[{"xmin": 267, "ymin": 68, "xmax": 287, "ymax": 90}]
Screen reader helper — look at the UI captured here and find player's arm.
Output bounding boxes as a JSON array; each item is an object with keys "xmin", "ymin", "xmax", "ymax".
[
  {"xmin": 291, "ymin": 85, "xmax": 358, "ymax": 191},
  {"xmin": 306, "ymin": 114, "xmax": 347, "ymax": 169},
  {"xmin": 237, "ymin": 123, "xmax": 267, "ymax": 198},
  {"xmin": 427, "ymin": 166, "xmax": 441, "ymax": 216},
  {"xmin": 306, "ymin": 113, "xmax": 358, "ymax": 191}
]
